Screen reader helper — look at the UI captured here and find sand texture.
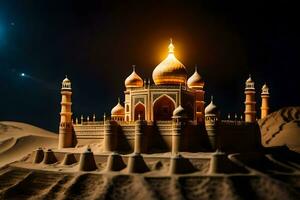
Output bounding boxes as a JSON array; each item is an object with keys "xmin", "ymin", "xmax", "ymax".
[
  {"xmin": 0, "ymin": 121, "xmax": 58, "ymax": 167},
  {"xmin": 1, "ymin": 106, "xmax": 300, "ymax": 200},
  {"xmin": 258, "ymin": 107, "xmax": 300, "ymax": 152}
]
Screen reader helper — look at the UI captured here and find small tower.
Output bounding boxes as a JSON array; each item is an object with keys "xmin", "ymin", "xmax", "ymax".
[
  {"xmin": 261, "ymin": 83, "xmax": 270, "ymax": 119},
  {"xmin": 58, "ymin": 76, "xmax": 73, "ymax": 149},
  {"xmin": 244, "ymin": 75, "xmax": 256, "ymax": 123},
  {"xmin": 171, "ymin": 105, "xmax": 187, "ymax": 155},
  {"xmin": 205, "ymin": 96, "xmax": 220, "ymax": 150},
  {"xmin": 187, "ymin": 66, "xmax": 205, "ymax": 123}
]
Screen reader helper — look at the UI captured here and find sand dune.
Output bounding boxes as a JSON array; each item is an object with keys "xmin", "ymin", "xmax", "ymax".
[
  {"xmin": 258, "ymin": 107, "xmax": 300, "ymax": 152},
  {"xmin": 0, "ymin": 121, "xmax": 58, "ymax": 167},
  {"xmin": 0, "ymin": 167, "xmax": 299, "ymax": 200}
]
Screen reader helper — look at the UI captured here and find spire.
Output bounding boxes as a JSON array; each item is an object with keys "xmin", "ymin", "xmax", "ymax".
[
  {"xmin": 118, "ymin": 97, "xmax": 120, "ymax": 104},
  {"xmin": 132, "ymin": 65, "xmax": 136, "ymax": 72},
  {"xmin": 195, "ymin": 64, "xmax": 198, "ymax": 72},
  {"xmin": 211, "ymin": 95, "xmax": 214, "ymax": 103},
  {"xmin": 168, "ymin": 38, "xmax": 175, "ymax": 54}
]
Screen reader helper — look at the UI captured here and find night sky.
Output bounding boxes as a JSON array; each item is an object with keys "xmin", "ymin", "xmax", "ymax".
[{"xmin": 0, "ymin": 0, "xmax": 299, "ymax": 132}]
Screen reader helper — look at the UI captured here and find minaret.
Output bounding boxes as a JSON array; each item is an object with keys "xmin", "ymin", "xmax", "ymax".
[
  {"xmin": 244, "ymin": 75, "xmax": 256, "ymax": 123},
  {"xmin": 187, "ymin": 65, "xmax": 205, "ymax": 123},
  {"xmin": 261, "ymin": 83, "xmax": 270, "ymax": 118},
  {"xmin": 58, "ymin": 76, "xmax": 73, "ymax": 149}
]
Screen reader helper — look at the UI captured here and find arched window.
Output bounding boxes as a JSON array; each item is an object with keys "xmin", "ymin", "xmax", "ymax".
[
  {"xmin": 134, "ymin": 103, "xmax": 145, "ymax": 120},
  {"xmin": 153, "ymin": 95, "xmax": 175, "ymax": 121}
]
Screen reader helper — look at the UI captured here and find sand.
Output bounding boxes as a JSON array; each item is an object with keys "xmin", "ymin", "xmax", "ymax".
[
  {"xmin": 258, "ymin": 107, "xmax": 300, "ymax": 152},
  {"xmin": 1, "ymin": 107, "xmax": 300, "ymax": 200},
  {"xmin": 0, "ymin": 121, "xmax": 58, "ymax": 167}
]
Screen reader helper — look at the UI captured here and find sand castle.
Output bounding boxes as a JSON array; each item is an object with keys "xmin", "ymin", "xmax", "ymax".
[
  {"xmin": 41, "ymin": 39, "xmax": 272, "ymax": 173},
  {"xmin": 2, "ymin": 40, "xmax": 300, "ymax": 200},
  {"xmin": 58, "ymin": 40, "xmax": 270, "ymax": 152}
]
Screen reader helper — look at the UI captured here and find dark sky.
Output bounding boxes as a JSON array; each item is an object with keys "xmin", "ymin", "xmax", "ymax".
[{"xmin": 0, "ymin": 0, "xmax": 299, "ymax": 132}]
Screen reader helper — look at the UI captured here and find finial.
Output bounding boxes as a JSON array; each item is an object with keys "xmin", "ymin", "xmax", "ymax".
[
  {"xmin": 132, "ymin": 65, "xmax": 136, "ymax": 72},
  {"xmin": 76, "ymin": 117, "xmax": 78, "ymax": 124},
  {"xmin": 211, "ymin": 95, "xmax": 214, "ymax": 103},
  {"xmin": 65, "ymin": 75, "xmax": 68, "ymax": 79},
  {"xmin": 168, "ymin": 38, "xmax": 175, "ymax": 53},
  {"xmin": 118, "ymin": 97, "xmax": 120, "ymax": 104},
  {"xmin": 103, "ymin": 113, "xmax": 106, "ymax": 121},
  {"xmin": 93, "ymin": 114, "xmax": 96, "ymax": 122},
  {"xmin": 195, "ymin": 64, "xmax": 198, "ymax": 72}
]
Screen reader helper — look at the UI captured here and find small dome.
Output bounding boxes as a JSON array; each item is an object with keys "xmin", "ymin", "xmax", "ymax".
[
  {"xmin": 111, "ymin": 99, "xmax": 125, "ymax": 117},
  {"xmin": 125, "ymin": 66, "xmax": 143, "ymax": 88},
  {"xmin": 172, "ymin": 105, "xmax": 186, "ymax": 118},
  {"xmin": 205, "ymin": 96, "xmax": 219, "ymax": 115},
  {"xmin": 152, "ymin": 39, "xmax": 187, "ymax": 85},
  {"xmin": 187, "ymin": 66, "xmax": 204, "ymax": 89},
  {"xmin": 246, "ymin": 74, "xmax": 253, "ymax": 83}
]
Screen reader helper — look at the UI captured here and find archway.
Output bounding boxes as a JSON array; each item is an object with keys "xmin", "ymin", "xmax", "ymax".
[
  {"xmin": 153, "ymin": 95, "xmax": 175, "ymax": 121},
  {"xmin": 134, "ymin": 103, "xmax": 145, "ymax": 120}
]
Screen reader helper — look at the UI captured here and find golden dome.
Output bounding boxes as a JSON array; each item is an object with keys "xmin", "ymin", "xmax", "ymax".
[
  {"xmin": 125, "ymin": 66, "xmax": 143, "ymax": 88},
  {"xmin": 187, "ymin": 66, "xmax": 204, "ymax": 89},
  {"xmin": 111, "ymin": 98, "xmax": 125, "ymax": 117},
  {"xmin": 152, "ymin": 39, "xmax": 187, "ymax": 85}
]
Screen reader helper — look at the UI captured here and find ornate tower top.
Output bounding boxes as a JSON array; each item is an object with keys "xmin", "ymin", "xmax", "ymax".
[
  {"xmin": 62, "ymin": 75, "xmax": 71, "ymax": 90},
  {"xmin": 261, "ymin": 83, "xmax": 269, "ymax": 95},
  {"xmin": 245, "ymin": 74, "xmax": 255, "ymax": 90}
]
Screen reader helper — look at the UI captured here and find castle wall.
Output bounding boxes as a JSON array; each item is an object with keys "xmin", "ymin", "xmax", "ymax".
[{"xmin": 73, "ymin": 120, "xmax": 262, "ymax": 153}]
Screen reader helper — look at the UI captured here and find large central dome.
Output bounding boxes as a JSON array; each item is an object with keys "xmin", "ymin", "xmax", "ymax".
[{"xmin": 152, "ymin": 40, "xmax": 187, "ymax": 85}]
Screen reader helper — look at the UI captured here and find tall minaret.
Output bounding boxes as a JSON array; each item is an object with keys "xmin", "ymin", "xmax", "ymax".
[
  {"xmin": 244, "ymin": 75, "xmax": 256, "ymax": 123},
  {"xmin": 261, "ymin": 83, "xmax": 270, "ymax": 119},
  {"xmin": 58, "ymin": 76, "xmax": 73, "ymax": 149}
]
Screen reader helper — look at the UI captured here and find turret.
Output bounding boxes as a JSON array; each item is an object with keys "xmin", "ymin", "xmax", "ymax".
[
  {"xmin": 244, "ymin": 75, "xmax": 256, "ymax": 123},
  {"xmin": 261, "ymin": 83, "xmax": 270, "ymax": 118},
  {"xmin": 134, "ymin": 116, "xmax": 146, "ymax": 153},
  {"xmin": 205, "ymin": 96, "xmax": 220, "ymax": 150},
  {"xmin": 103, "ymin": 114, "xmax": 116, "ymax": 152},
  {"xmin": 187, "ymin": 66, "xmax": 205, "ymax": 123},
  {"xmin": 171, "ymin": 105, "xmax": 187, "ymax": 154},
  {"xmin": 58, "ymin": 76, "xmax": 73, "ymax": 149}
]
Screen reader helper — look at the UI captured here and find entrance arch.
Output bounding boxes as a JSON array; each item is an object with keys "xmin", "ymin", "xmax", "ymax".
[
  {"xmin": 153, "ymin": 95, "xmax": 175, "ymax": 121},
  {"xmin": 134, "ymin": 103, "xmax": 145, "ymax": 120}
]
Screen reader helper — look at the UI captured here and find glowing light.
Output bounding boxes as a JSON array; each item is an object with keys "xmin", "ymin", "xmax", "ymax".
[{"xmin": 20, "ymin": 73, "xmax": 26, "ymax": 77}]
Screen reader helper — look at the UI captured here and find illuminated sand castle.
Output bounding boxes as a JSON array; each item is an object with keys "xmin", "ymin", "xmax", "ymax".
[{"xmin": 48, "ymin": 40, "xmax": 271, "ymax": 173}]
